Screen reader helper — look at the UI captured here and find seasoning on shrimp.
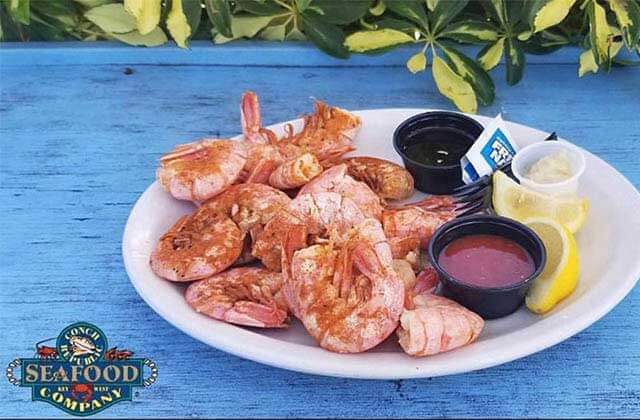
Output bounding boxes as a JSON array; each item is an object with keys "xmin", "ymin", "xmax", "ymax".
[
  {"xmin": 330, "ymin": 156, "xmax": 414, "ymax": 201},
  {"xmin": 282, "ymin": 218, "xmax": 405, "ymax": 353},
  {"xmin": 186, "ymin": 267, "xmax": 289, "ymax": 328},
  {"xmin": 299, "ymin": 164, "xmax": 384, "ymax": 220},
  {"xmin": 382, "ymin": 195, "xmax": 458, "ymax": 259},
  {"xmin": 157, "ymin": 140, "xmax": 248, "ymax": 202},
  {"xmin": 150, "ymin": 211, "xmax": 243, "ymax": 282},
  {"xmin": 252, "ymin": 192, "xmax": 365, "ymax": 271}
]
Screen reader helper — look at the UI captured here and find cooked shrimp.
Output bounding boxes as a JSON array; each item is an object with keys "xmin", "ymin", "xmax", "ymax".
[
  {"xmin": 299, "ymin": 164, "xmax": 383, "ymax": 220},
  {"xmin": 241, "ymin": 91, "xmax": 266, "ymax": 144},
  {"xmin": 328, "ymin": 157, "xmax": 414, "ymax": 200},
  {"xmin": 203, "ymin": 183, "xmax": 290, "ymax": 239},
  {"xmin": 282, "ymin": 218, "xmax": 404, "ymax": 353},
  {"xmin": 150, "ymin": 210, "xmax": 243, "ymax": 282},
  {"xmin": 397, "ymin": 266, "xmax": 484, "ymax": 357},
  {"xmin": 252, "ymin": 192, "xmax": 365, "ymax": 271},
  {"xmin": 288, "ymin": 100, "xmax": 360, "ymax": 161},
  {"xmin": 241, "ymin": 91, "xmax": 360, "ymax": 161},
  {"xmin": 185, "ymin": 267, "xmax": 288, "ymax": 328},
  {"xmin": 157, "ymin": 139, "xmax": 248, "ymax": 202},
  {"xmin": 242, "ymin": 143, "xmax": 284, "ymax": 184},
  {"xmin": 269, "ymin": 153, "xmax": 323, "ymax": 190},
  {"xmin": 382, "ymin": 195, "xmax": 457, "ymax": 258}
]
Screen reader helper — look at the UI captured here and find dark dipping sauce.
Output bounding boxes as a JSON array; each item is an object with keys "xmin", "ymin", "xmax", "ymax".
[
  {"xmin": 438, "ymin": 234, "xmax": 535, "ymax": 288},
  {"xmin": 402, "ymin": 126, "xmax": 474, "ymax": 167}
]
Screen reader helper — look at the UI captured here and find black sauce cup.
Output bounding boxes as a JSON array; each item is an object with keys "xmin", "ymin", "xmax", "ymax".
[
  {"xmin": 427, "ymin": 215, "xmax": 547, "ymax": 319},
  {"xmin": 393, "ymin": 111, "xmax": 484, "ymax": 194}
]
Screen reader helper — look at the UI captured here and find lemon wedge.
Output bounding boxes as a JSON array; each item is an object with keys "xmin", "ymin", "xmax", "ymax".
[
  {"xmin": 524, "ymin": 218, "xmax": 580, "ymax": 314},
  {"xmin": 492, "ymin": 171, "xmax": 589, "ymax": 233}
]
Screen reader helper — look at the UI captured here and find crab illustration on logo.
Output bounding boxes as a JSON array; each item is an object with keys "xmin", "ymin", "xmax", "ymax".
[{"xmin": 6, "ymin": 322, "xmax": 157, "ymax": 416}]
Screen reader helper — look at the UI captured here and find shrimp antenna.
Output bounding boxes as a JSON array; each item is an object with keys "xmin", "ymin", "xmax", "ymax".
[{"xmin": 35, "ymin": 337, "xmax": 57, "ymax": 349}]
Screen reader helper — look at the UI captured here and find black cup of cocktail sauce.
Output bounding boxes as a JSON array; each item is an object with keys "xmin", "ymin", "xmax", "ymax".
[
  {"xmin": 428, "ymin": 215, "xmax": 546, "ymax": 319},
  {"xmin": 393, "ymin": 111, "xmax": 484, "ymax": 194}
]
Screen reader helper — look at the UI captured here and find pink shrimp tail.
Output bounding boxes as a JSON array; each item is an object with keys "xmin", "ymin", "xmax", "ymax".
[
  {"xmin": 414, "ymin": 266, "xmax": 439, "ymax": 296},
  {"xmin": 223, "ymin": 301, "xmax": 289, "ymax": 328},
  {"xmin": 241, "ymin": 91, "xmax": 266, "ymax": 143}
]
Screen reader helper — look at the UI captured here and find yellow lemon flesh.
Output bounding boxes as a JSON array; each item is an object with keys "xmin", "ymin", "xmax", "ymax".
[
  {"xmin": 524, "ymin": 218, "xmax": 580, "ymax": 314},
  {"xmin": 492, "ymin": 171, "xmax": 589, "ymax": 233}
]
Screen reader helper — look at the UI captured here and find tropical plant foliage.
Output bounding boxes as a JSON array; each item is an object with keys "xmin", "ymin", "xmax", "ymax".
[{"xmin": 2, "ymin": 0, "xmax": 639, "ymax": 112}]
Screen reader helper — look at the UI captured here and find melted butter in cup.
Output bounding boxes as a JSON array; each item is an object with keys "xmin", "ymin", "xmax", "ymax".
[{"xmin": 512, "ymin": 141, "xmax": 586, "ymax": 197}]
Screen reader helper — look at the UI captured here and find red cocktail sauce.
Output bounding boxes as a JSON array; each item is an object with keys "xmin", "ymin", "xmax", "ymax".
[{"xmin": 438, "ymin": 234, "xmax": 534, "ymax": 288}]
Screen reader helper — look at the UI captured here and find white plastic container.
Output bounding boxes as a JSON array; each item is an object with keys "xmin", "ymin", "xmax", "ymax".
[{"xmin": 511, "ymin": 141, "xmax": 586, "ymax": 196}]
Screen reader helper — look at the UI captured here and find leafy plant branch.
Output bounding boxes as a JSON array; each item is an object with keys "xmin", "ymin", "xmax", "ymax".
[{"xmin": 1, "ymin": 0, "xmax": 638, "ymax": 112}]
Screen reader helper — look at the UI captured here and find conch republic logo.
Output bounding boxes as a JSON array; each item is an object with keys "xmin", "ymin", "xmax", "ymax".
[{"xmin": 6, "ymin": 322, "xmax": 158, "ymax": 416}]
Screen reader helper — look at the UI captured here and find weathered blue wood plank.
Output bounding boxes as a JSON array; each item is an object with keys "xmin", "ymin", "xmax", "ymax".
[
  {"xmin": 1, "ymin": 44, "xmax": 639, "ymax": 418},
  {"xmin": 1, "ymin": 40, "xmax": 634, "ymax": 66}
]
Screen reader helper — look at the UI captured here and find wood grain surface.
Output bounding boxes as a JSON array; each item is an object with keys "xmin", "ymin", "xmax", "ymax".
[{"xmin": 1, "ymin": 42, "xmax": 639, "ymax": 418}]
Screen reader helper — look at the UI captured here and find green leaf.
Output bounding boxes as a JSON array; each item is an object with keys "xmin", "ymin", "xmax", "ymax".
[
  {"xmin": 287, "ymin": 26, "xmax": 306, "ymax": 41},
  {"xmin": 432, "ymin": 55, "xmax": 477, "ymax": 113},
  {"xmin": 521, "ymin": 30, "xmax": 569, "ymax": 54},
  {"xmin": 183, "ymin": 0, "xmax": 202, "ymax": 36},
  {"xmin": 426, "ymin": 0, "xmax": 438, "ymax": 12},
  {"xmin": 374, "ymin": 17, "xmax": 419, "ymax": 32},
  {"xmin": 295, "ymin": 0, "xmax": 311, "ymax": 12},
  {"xmin": 505, "ymin": 37, "xmax": 525, "ymax": 85},
  {"xmin": 344, "ymin": 28, "xmax": 414, "ymax": 52},
  {"xmin": 578, "ymin": 48, "xmax": 598, "ymax": 77},
  {"xmin": 260, "ymin": 22, "xmax": 287, "ymax": 41},
  {"xmin": 73, "ymin": 0, "xmax": 114, "ymax": 7},
  {"xmin": 441, "ymin": 45, "xmax": 495, "ymax": 106},
  {"xmin": 31, "ymin": 0, "xmax": 79, "ymax": 27},
  {"xmin": 477, "ymin": 37, "xmax": 505, "ymax": 70},
  {"xmin": 9, "ymin": 0, "xmax": 30, "ymax": 24},
  {"xmin": 431, "ymin": 0, "xmax": 468, "ymax": 34},
  {"xmin": 300, "ymin": 11, "xmax": 349, "ymax": 58},
  {"xmin": 370, "ymin": 0, "xmax": 385, "ymax": 16},
  {"xmin": 235, "ymin": 0, "xmax": 284, "ymax": 15},
  {"xmin": 385, "ymin": 0, "xmax": 429, "ymax": 29},
  {"xmin": 166, "ymin": 0, "xmax": 191, "ymax": 48},
  {"xmin": 213, "ymin": 15, "xmax": 274, "ymax": 43},
  {"xmin": 112, "ymin": 26, "xmax": 168, "ymax": 46},
  {"xmin": 440, "ymin": 20, "xmax": 499, "ymax": 43},
  {"xmin": 588, "ymin": 0, "xmax": 612, "ymax": 66},
  {"xmin": 124, "ymin": 0, "xmax": 161, "ymax": 35},
  {"xmin": 407, "ymin": 51, "xmax": 427, "ymax": 73},
  {"xmin": 313, "ymin": 0, "xmax": 372, "ymax": 24},
  {"xmin": 85, "ymin": 3, "xmax": 137, "ymax": 34},
  {"xmin": 529, "ymin": 0, "xmax": 577, "ymax": 33},
  {"xmin": 204, "ymin": 0, "xmax": 232, "ymax": 38},
  {"xmin": 489, "ymin": 0, "xmax": 507, "ymax": 26},
  {"xmin": 609, "ymin": 0, "xmax": 640, "ymax": 47}
]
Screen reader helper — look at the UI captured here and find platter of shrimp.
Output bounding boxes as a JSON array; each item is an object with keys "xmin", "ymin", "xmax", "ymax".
[{"xmin": 122, "ymin": 92, "xmax": 640, "ymax": 379}]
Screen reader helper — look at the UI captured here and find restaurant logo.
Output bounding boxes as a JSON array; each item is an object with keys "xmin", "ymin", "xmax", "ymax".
[{"xmin": 6, "ymin": 322, "xmax": 158, "ymax": 416}]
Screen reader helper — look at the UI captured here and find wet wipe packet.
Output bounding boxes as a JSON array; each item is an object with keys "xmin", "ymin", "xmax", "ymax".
[{"xmin": 461, "ymin": 114, "xmax": 519, "ymax": 184}]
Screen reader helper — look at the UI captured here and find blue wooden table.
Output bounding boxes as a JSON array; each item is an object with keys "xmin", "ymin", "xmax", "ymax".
[{"xmin": 1, "ymin": 41, "xmax": 639, "ymax": 418}]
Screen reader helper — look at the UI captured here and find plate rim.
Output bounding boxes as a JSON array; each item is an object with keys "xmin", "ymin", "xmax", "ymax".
[{"xmin": 122, "ymin": 108, "xmax": 640, "ymax": 379}]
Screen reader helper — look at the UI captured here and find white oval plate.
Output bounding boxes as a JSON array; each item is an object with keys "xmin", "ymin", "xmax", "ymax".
[{"xmin": 123, "ymin": 109, "xmax": 640, "ymax": 379}]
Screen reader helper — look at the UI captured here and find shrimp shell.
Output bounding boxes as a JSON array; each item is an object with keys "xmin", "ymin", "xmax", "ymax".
[
  {"xmin": 185, "ymin": 267, "xmax": 288, "ymax": 328},
  {"xmin": 252, "ymin": 192, "xmax": 365, "ymax": 271},
  {"xmin": 299, "ymin": 164, "xmax": 383, "ymax": 220},
  {"xmin": 150, "ymin": 211, "xmax": 243, "ymax": 282},
  {"xmin": 382, "ymin": 195, "xmax": 458, "ymax": 258},
  {"xmin": 198, "ymin": 183, "xmax": 290, "ymax": 266},
  {"xmin": 157, "ymin": 139, "xmax": 248, "ymax": 202},
  {"xmin": 336, "ymin": 157, "xmax": 414, "ymax": 200},
  {"xmin": 397, "ymin": 267, "xmax": 484, "ymax": 357},
  {"xmin": 283, "ymin": 219, "xmax": 405, "ymax": 353},
  {"xmin": 268, "ymin": 153, "xmax": 323, "ymax": 190}
]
